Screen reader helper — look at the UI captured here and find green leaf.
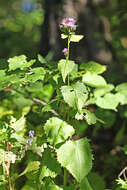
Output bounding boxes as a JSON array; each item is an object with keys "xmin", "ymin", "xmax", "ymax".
[
  {"xmin": 70, "ymin": 35, "xmax": 84, "ymax": 42},
  {"xmin": 82, "ymin": 73, "xmax": 107, "ymax": 87},
  {"xmin": 61, "ymin": 34, "xmax": 84, "ymax": 42},
  {"xmin": 61, "ymin": 34, "xmax": 68, "ymax": 39},
  {"xmin": 94, "ymin": 84, "xmax": 114, "ymax": 97},
  {"xmin": 80, "ymin": 61, "xmax": 106, "ymax": 74},
  {"xmin": 22, "ymin": 67, "xmax": 46, "ymax": 83},
  {"xmin": 80, "ymin": 177, "xmax": 93, "ymax": 190},
  {"xmin": 96, "ymin": 93, "xmax": 119, "ymax": 111},
  {"xmin": 61, "ymin": 82, "xmax": 88, "ymax": 111},
  {"xmin": 75, "ymin": 109, "xmax": 97, "ymax": 125},
  {"xmin": 42, "ymin": 178, "xmax": 63, "ymax": 190},
  {"xmin": 116, "ymin": 82, "xmax": 127, "ymax": 92},
  {"xmin": 87, "ymin": 172, "xmax": 106, "ymax": 190},
  {"xmin": 10, "ymin": 116, "xmax": 26, "ymax": 132},
  {"xmin": 38, "ymin": 54, "xmax": 47, "ymax": 64},
  {"xmin": 58, "ymin": 59, "xmax": 75, "ymax": 83},
  {"xmin": 8, "ymin": 55, "xmax": 35, "ymax": 71},
  {"xmin": 57, "ymin": 138, "xmax": 93, "ymax": 182},
  {"xmin": 116, "ymin": 92, "xmax": 127, "ymax": 105},
  {"xmin": 44, "ymin": 117, "xmax": 75, "ymax": 146},
  {"xmin": 83, "ymin": 109, "xmax": 97, "ymax": 125},
  {"xmin": 0, "ymin": 70, "xmax": 6, "ymax": 78},
  {"xmin": 39, "ymin": 148, "xmax": 61, "ymax": 180},
  {"xmin": 19, "ymin": 161, "xmax": 40, "ymax": 177}
]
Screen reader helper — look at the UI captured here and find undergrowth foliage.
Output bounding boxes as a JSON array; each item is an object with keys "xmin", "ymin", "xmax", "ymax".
[{"xmin": 0, "ymin": 18, "xmax": 127, "ymax": 190}]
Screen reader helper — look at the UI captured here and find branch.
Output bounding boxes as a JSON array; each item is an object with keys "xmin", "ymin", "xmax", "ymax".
[{"xmin": 5, "ymin": 88, "xmax": 59, "ymax": 116}]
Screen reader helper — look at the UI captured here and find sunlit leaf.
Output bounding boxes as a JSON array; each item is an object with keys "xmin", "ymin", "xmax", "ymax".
[
  {"xmin": 58, "ymin": 59, "xmax": 75, "ymax": 83},
  {"xmin": 82, "ymin": 72, "xmax": 107, "ymax": 87},
  {"xmin": 57, "ymin": 138, "xmax": 93, "ymax": 182},
  {"xmin": 44, "ymin": 117, "xmax": 75, "ymax": 146},
  {"xmin": 61, "ymin": 82, "xmax": 88, "ymax": 111},
  {"xmin": 80, "ymin": 61, "xmax": 106, "ymax": 74}
]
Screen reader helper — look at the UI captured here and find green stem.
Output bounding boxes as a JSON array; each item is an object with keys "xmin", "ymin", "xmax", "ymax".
[
  {"xmin": 63, "ymin": 168, "xmax": 68, "ymax": 186},
  {"xmin": 66, "ymin": 32, "xmax": 71, "ymax": 86},
  {"xmin": 8, "ymin": 174, "xmax": 13, "ymax": 190}
]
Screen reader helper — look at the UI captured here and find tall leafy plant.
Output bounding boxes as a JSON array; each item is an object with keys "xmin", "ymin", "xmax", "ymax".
[{"xmin": 0, "ymin": 18, "xmax": 127, "ymax": 190}]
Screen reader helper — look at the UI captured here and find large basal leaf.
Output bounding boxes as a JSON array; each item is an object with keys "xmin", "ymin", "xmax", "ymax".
[
  {"xmin": 44, "ymin": 117, "xmax": 75, "ymax": 146},
  {"xmin": 94, "ymin": 84, "xmax": 114, "ymax": 98},
  {"xmin": 56, "ymin": 138, "xmax": 93, "ymax": 182},
  {"xmin": 61, "ymin": 82, "xmax": 88, "ymax": 111},
  {"xmin": 10, "ymin": 116, "xmax": 26, "ymax": 132},
  {"xmin": 58, "ymin": 59, "xmax": 75, "ymax": 83},
  {"xmin": 8, "ymin": 55, "xmax": 35, "ymax": 71},
  {"xmin": 80, "ymin": 61, "xmax": 106, "ymax": 74},
  {"xmin": 39, "ymin": 148, "xmax": 61, "ymax": 180},
  {"xmin": 82, "ymin": 72, "xmax": 107, "ymax": 87},
  {"xmin": 96, "ymin": 93, "xmax": 119, "ymax": 111}
]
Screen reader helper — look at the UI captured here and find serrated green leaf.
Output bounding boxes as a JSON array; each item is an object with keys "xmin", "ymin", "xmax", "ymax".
[
  {"xmin": 82, "ymin": 72, "xmax": 107, "ymax": 87},
  {"xmin": 57, "ymin": 138, "xmax": 93, "ymax": 182},
  {"xmin": 39, "ymin": 148, "xmax": 61, "ymax": 180},
  {"xmin": 10, "ymin": 116, "xmax": 26, "ymax": 132},
  {"xmin": 19, "ymin": 161, "xmax": 40, "ymax": 177},
  {"xmin": 94, "ymin": 84, "xmax": 114, "ymax": 97},
  {"xmin": 22, "ymin": 67, "xmax": 46, "ymax": 83},
  {"xmin": 58, "ymin": 59, "xmax": 75, "ymax": 83},
  {"xmin": 80, "ymin": 61, "xmax": 106, "ymax": 74},
  {"xmin": 61, "ymin": 82, "xmax": 88, "ymax": 111},
  {"xmin": 8, "ymin": 55, "xmax": 35, "ymax": 71},
  {"xmin": 96, "ymin": 93, "xmax": 119, "ymax": 111},
  {"xmin": 44, "ymin": 117, "xmax": 75, "ymax": 146},
  {"xmin": 70, "ymin": 35, "xmax": 84, "ymax": 42}
]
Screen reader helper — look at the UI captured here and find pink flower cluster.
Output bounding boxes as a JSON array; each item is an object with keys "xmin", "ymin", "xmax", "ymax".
[
  {"xmin": 60, "ymin": 18, "xmax": 76, "ymax": 30},
  {"xmin": 62, "ymin": 48, "xmax": 68, "ymax": 55}
]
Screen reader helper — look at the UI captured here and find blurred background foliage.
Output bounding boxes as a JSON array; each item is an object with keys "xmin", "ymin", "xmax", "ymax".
[
  {"xmin": 0, "ymin": 0, "xmax": 127, "ymax": 189},
  {"xmin": 0, "ymin": 0, "xmax": 44, "ymax": 57}
]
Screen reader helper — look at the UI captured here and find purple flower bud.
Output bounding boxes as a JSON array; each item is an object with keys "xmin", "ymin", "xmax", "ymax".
[
  {"xmin": 62, "ymin": 48, "xmax": 68, "ymax": 55},
  {"xmin": 29, "ymin": 130, "xmax": 34, "ymax": 138},
  {"xmin": 60, "ymin": 18, "xmax": 77, "ymax": 30}
]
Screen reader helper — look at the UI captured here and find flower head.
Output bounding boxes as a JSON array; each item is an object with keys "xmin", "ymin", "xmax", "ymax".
[
  {"xmin": 60, "ymin": 18, "xmax": 76, "ymax": 30},
  {"xmin": 27, "ymin": 130, "xmax": 34, "ymax": 146},
  {"xmin": 29, "ymin": 130, "xmax": 34, "ymax": 138},
  {"xmin": 62, "ymin": 48, "xmax": 68, "ymax": 55}
]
